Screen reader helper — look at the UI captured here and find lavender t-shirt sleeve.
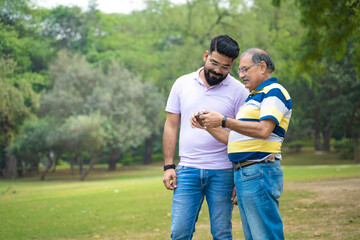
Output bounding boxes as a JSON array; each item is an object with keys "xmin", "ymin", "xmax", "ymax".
[{"xmin": 165, "ymin": 79, "xmax": 181, "ymax": 114}]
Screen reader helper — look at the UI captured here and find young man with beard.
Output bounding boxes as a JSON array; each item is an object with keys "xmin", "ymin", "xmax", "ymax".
[{"xmin": 162, "ymin": 35, "xmax": 249, "ymax": 240}]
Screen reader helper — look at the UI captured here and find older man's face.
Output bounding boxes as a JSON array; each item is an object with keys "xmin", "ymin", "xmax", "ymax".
[{"xmin": 238, "ymin": 53, "xmax": 262, "ymax": 91}]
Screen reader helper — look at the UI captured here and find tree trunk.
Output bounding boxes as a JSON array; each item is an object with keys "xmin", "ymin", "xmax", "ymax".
[
  {"xmin": 144, "ymin": 134, "xmax": 155, "ymax": 165},
  {"xmin": 5, "ymin": 155, "xmax": 17, "ymax": 180},
  {"xmin": 0, "ymin": 146, "xmax": 6, "ymax": 177},
  {"xmin": 314, "ymin": 124, "xmax": 322, "ymax": 151},
  {"xmin": 40, "ymin": 153, "xmax": 54, "ymax": 181},
  {"xmin": 108, "ymin": 151, "xmax": 121, "ymax": 171},
  {"xmin": 354, "ymin": 134, "xmax": 359, "ymax": 163},
  {"xmin": 322, "ymin": 127, "xmax": 331, "ymax": 151},
  {"xmin": 52, "ymin": 155, "xmax": 59, "ymax": 172},
  {"xmin": 17, "ymin": 160, "xmax": 24, "ymax": 177},
  {"xmin": 69, "ymin": 154, "xmax": 75, "ymax": 175},
  {"xmin": 80, "ymin": 154, "xmax": 96, "ymax": 181},
  {"xmin": 108, "ymin": 157, "xmax": 117, "ymax": 171},
  {"xmin": 78, "ymin": 154, "xmax": 83, "ymax": 175}
]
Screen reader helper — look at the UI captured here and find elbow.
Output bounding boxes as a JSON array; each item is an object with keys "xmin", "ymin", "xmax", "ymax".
[{"xmin": 259, "ymin": 130, "xmax": 272, "ymax": 139}]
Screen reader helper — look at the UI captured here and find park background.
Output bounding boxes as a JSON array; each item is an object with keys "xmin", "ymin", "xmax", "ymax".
[{"xmin": 1, "ymin": 0, "xmax": 359, "ymax": 239}]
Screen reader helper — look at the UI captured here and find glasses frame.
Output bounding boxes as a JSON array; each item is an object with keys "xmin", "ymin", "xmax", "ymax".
[
  {"xmin": 237, "ymin": 64, "xmax": 256, "ymax": 75},
  {"xmin": 208, "ymin": 58, "xmax": 232, "ymax": 73}
]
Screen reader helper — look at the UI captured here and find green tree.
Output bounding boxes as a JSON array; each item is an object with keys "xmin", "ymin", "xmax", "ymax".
[
  {"xmin": 0, "ymin": 0, "xmax": 54, "ymax": 72},
  {"xmin": 327, "ymin": 46, "xmax": 360, "ymax": 162},
  {"xmin": 273, "ymin": 0, "xmax": 360, "ymax": 155},
  {"xmin": 61, "ymin": 114, "xmax": 106, "ymax": 180},
  {"xmin": 0, "ymin": 58, "xmax": 39, "ymax": 179},
  {"xmin": 39, "ymin": 51, "xmax": 163, "ymax": 176},
  {"xmin": 9, "ymin": 117, "xmax": 63, "ymax": 180},
  {"xmin": 41, "ymin": 3, "xmax": 100, "ymax": 55}
]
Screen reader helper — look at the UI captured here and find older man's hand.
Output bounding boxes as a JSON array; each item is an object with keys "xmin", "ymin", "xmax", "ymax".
[
  {"xmin": 200, "ymin": 110, "xmax": 224, "ymax": 128},
  {"xmin": 190, "ymin": 111, "xmax": 207, "ymax": 129}
]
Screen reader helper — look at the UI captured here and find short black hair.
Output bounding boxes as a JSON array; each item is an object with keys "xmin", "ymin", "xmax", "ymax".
[
  {"xmin": 209, "ymin": 35, "xmax": 240, "ymax": 60},
  {"xmin": 240, "ymin": 48, "xmax": 275, "ymax": 73}
]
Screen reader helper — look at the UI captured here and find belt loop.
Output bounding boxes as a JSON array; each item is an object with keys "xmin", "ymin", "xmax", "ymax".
[{"xmin": 232, "ymin": 162, "xmax": 241, "ymax": 171}]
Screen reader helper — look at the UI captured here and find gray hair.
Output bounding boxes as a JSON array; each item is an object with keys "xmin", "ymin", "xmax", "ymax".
[{"xmin": 240, "ymin": 48, "xmax": 275, "ymax": 73}]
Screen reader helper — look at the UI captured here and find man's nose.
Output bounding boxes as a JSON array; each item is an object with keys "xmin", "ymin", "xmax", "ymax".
[
  {"xmin": 238, "ymin": 71, "xmax": 245, "ymax": 79},
  {"xmin": 213, "ymin": 66, "xmax": 223, "ymax": 74}
]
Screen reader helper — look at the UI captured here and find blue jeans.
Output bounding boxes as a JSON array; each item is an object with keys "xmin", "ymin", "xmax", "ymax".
[
  {"xmin": 234, "ymin": 161, "xmax": 284, "ymax": 240},
  {"xmin": 171, "ymin": 165, "xmax": 234, "ymax": 240}
]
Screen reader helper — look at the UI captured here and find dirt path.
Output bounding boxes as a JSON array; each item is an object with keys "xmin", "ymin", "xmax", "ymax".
[
  {"xmin": 283, "ymin": 178, "xmax": 360, "ymax": 240},
  {"xmin": 176, "ymin": 178, "xmax": 360, "ymax": 240}
]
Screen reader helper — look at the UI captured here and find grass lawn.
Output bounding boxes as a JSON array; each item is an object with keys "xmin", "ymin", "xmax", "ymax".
[{"xmin": 1, "ymin": 149, "xmax": 360, "ymax": 239}]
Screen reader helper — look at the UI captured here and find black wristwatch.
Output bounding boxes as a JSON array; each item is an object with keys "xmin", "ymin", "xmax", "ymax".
[
  {"xmin": 164, "ymin": 164, "xmax": 176, "ymax": 171},
  {"xmin": 222, "ymin": 116, "xmax": 227, "ymax": 128}
]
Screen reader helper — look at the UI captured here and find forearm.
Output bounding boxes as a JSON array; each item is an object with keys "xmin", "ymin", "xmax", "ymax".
[
  {"xmin": 163, "ymin": 122, "xmax": 179, "ymax": 165},
  {"xmin": 163, "ymin": 134, "xmax": 177, "ymax": 165},
  {"xmin": 225, "ymin": 118, "xmax": 274, "ymax": 139},
  {"xmin": 206, "ymin": 128, "xmax": 230, "ymax": 144}
]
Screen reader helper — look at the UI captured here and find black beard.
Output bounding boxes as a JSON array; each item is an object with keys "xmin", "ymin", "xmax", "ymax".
[{"xmin": 204, "ymin": 68, "xmax": 227, "ymax": 86}]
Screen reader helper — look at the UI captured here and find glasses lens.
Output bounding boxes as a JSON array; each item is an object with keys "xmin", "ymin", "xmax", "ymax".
[{"xmin": 221, "ymin": 67, "xmax": 230, "ymax": 73}]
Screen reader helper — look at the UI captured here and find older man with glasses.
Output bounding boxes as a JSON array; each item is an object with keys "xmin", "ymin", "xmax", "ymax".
[
  {"xmin": 192, "ymin": 48, "xmax": 292, "ymax": 240},
  {"xmin": 162, "ymin": 35, "xmax": 249, "ymax": 240}
]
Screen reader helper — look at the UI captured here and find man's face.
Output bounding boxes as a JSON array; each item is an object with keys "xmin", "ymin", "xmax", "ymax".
[
  {"xmin": 203, "ymin": 51, "xmax": 234, "ymax": 86},
  {"xmin": 238, "ymin": 53, "xmax": 262, "ymax": 91}
]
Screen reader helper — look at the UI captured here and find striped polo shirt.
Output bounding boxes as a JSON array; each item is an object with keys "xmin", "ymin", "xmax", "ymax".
[{"xmin": 228, "ymin": 77, "xmax": 292, "ymax": 162}]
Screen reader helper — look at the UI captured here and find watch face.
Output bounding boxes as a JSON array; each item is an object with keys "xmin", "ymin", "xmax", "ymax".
[{"xmin": 221, "ymin": 116, "xmax": 228, "ymax": 128}]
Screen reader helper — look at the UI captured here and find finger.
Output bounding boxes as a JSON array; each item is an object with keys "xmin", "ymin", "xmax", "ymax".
[
  {"xmin": 231, "ymin": 187, "xmax": 237, "ymax": 205},
  {"xmin": 163, "ymin": 179, "xmax": 171, "ymax": 189},
  {"xmin": 190, "ymin": 115, "xmax": 196, "ymax": 128},
  {"xmin": 231, "ymin": 187, "xmax": 236, "ymax": 198},
  {"xmin": 172, "ymin": 175, "xmax": 177, "ymax": 188},
  {"xmin": 163, "ymin": 173, "xmax": 173, "ymax": 190}
]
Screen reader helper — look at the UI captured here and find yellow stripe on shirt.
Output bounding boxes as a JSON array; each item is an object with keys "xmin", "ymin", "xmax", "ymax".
[{"xmin": 228, "ymin": 140, "xmax": 282, "ymax": 154}]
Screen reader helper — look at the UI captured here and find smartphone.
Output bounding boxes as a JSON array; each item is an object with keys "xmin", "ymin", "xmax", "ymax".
[{"xmin": 195, "ymin": 112, "xmax": 205, "ymax": 126}]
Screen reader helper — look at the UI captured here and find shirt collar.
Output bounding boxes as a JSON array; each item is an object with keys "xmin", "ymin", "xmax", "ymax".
[{"xmin": 254, "ymin": 77, "xmax": 278, "ymax": 91}]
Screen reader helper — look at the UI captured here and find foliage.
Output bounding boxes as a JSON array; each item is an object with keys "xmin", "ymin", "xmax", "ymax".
[
  {"xmin": 34, "ymin": 51, "xmax": 163, "ymax": 178},
  {"xmin": 332, "ymin": 138, "xmax": 355, "ymax": 160},
  {"xmin": 0, "ymin": 57, "xmax": 40, "ymax": 178},
  {"xmin": 1, "ymin": 0, "xmax": 359, "ymax": 178},
  {"xmin": 286, "ymin": 140, "xmax": 306, "ymax": 153},
  {"xmin": 296, "ymin": 0, "xmax": 360, "ymax": 71}
]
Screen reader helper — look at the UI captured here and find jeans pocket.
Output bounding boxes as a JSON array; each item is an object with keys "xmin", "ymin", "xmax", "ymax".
[
  {"xmin": 241, "ymin": 164, "xmax": 262, "ymax": 180},
  {"xmin": 269, "ymin": 167, "xmax": 283, "ymax": 199},
  {"xmin": 175, "ymin": 165, "xmax": 185, "ymax": 174}
]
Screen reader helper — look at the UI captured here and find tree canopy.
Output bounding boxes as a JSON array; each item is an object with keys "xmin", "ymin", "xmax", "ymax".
[{"xmin": 1, "ymin": 0, "xmax": 359, "ymax": 179}]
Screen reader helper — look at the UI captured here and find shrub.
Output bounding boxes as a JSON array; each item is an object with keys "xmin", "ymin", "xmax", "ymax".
[
  {"xmin": 286, "ymin": 140, "xmax": 306, "ymax": 153},
  {"xmin": 332, "ymin": 138, "xmax": 354, "ymax": 159}
]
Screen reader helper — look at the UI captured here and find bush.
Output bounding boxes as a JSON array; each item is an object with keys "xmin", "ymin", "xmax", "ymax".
[
  {"xmin": 286, "ymin": 140, "xmax": 306, "ymax": 153},
  {"xmin": 332, "ymin": 138, "xmax": 354, "ymax": 159},
  {"xmin": 151, "ymin": 153, "xmax": 163, "ymax": 162}
]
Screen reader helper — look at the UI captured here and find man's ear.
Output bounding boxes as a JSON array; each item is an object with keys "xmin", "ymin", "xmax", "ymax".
[
  {"xmin": 260, "ymin": 60, "xmax": 267, "ymax": 74},
  {"xmin": 203, "ymin": 50, "xmax": 209, "ymax": 62}
]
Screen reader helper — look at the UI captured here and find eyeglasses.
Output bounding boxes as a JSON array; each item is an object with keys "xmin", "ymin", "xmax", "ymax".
[
  {"xmin": 208, "ymin": 59, "xmax": 231, "ymax": 73},
  {"xmin": 237, "ymin": 64, "xmax": 256, "ymax": 75}
]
